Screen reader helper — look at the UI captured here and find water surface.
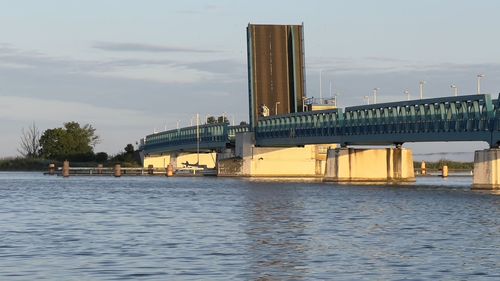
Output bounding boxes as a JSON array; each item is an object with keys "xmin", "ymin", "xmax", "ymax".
[{"xmin": 0, "ymin": 172, "xmax": 498, "ymax": 280}]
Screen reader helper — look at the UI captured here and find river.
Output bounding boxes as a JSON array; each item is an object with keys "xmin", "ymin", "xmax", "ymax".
[{"xmin": 0, "ymin": 172, "xmax": 498, "ymax": 280}]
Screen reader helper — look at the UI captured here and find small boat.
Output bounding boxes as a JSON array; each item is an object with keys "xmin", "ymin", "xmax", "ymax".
[{"xmin": 175, "ymin": 166, "xmax": 205, "ymax": 177}]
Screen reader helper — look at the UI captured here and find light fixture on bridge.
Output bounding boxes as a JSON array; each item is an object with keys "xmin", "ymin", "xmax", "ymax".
[
  {"xmin": 477, "ymin": 74, "xmax": 485, "ymax": 95},
  {"xmin": 363, "ymin": 95, "xmax": 370, "ymax": 105},
  {"xmin": 373, "ymin": 88, "xmax": 380, "ymax": 104},
  {"xmin": 450, "ymin": 84, "xmax": 458, "ymax": 96},
  {"xmin": 404, "ymin": 89, "xmax": 410, "ymax": 101},
  {"xmin": 419, "ymin": 81, "xmax": 426, "ymax": 99}
]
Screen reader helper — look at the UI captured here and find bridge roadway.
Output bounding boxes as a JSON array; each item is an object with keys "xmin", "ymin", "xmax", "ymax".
[{"xmin": 142, "ymin": 94, "xmax": 500, "ymax": 155}]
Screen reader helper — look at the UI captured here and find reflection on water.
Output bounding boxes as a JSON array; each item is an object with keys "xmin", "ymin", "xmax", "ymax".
[
  {"xmin": 242, "ymin": 184, "xmax": 308, "ymax": 280},
  {"xmin": 0, "ymin": 172, "xmax": 499, "ymax": 280}
]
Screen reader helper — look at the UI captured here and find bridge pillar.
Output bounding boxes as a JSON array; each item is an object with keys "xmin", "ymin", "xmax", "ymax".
[
  {"xmin": 473, "ymin": 149, "xmax": 500, "ymax": 189},
  {"xmin": 324, "ymin": 147, "xmax": 415, "ymax": 183}
]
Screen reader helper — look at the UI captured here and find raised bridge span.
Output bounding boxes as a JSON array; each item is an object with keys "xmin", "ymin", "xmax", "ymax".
[{"xmin": 142, "ymin": 94, "xmax": 500, "ymax": 155}]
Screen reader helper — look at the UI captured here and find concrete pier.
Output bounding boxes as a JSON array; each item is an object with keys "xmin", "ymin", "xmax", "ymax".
[
  {"xmin": 217, "ymin": 132, "xmax": 333, "ymax": 177},
  {"xmin": 473, "ymin": 149, "xmax": 500, "ymax": 189},
  {"xmin": 324, "ymin": 147, "xmax": 415, "ymax": 183}
]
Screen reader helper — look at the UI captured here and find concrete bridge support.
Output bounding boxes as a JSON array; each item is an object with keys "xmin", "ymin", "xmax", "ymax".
[
  {"xmin": 217, "ymin": 132, "xmax": 332, "ymax": 177},
  {"xmin": 324, "ymin": 147, "xmax": 415, "ymax": 183},
  {"xmin": 473, "ymin": 149, "xmax": 500, "ymax": 190}
]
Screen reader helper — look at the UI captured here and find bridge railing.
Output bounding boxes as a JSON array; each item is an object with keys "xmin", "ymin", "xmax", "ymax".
[
  {"xmin": 255, "ymin": 108, "xmax": 344, "ymax": 142},
  {"xmin": 255, "ymin": 94, "xmax": 496, "ymax": 145},
  {"xmin": 143, "ymin": 123, "xmax": 228, "ymax": 153},
  {"xmin": 142, "ymin": 94, "xmax": 500, "ymax": 152},
  {"xmin": 343, "ymin": 94, "xmax": 493, "ymax": 136},
  {"xmin": 228, "ymin": 124, "xmax": 249, "ymax": 141}
]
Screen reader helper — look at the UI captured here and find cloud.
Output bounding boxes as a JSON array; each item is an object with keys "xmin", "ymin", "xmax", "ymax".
[
  {"xmin": 0, "ymin": 44, "xmax": 245, "ymax": 85},
  {"xmin": 307, "ymin": 56, "xmax": 500, "ymax": 76},
  {"xmin": 0, "ymin": 95, "xmax": 155, "ymax": 125},
  {"xmin": 93, "ymin": 41, "xmax": 219, "ymax": 54}
]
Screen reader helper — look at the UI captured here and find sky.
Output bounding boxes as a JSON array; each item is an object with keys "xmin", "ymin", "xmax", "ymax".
[{"xmin": 1, "ymin": 0, "xmax": 500, "ymax": 160}]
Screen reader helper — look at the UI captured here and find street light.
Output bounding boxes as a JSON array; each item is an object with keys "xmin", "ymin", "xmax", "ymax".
[
  {"xmin": 363, "ymin": 95, "xmax": 370, "ymax": 105},
  {"xmin": 373, "ymin": 87, "xmax": 380, "ymax": 104},
  {"xmin": 419, "ymin": 81, "xmax": 426, "ymax": 99},
  {"xmin": 477, "ymin": 74, "xmax": 485, "ymax": 95},
  {"xmin": 275, "ymin": 101, "xmax": 280, "ymax": 115},
  {"xmin": 319, "ymin": 69, "xmax": 323, "ymax": 100},
  {"xmin": 302, "ymin": 96, "xmax": 308, "ymax": 112},
  {"xmin": 404, "ymin": 89, "xmax": 410, "ymax": 101},
  {"xmin": 450, "ymin": 84, "xmax": 458, "ymax": 96}
]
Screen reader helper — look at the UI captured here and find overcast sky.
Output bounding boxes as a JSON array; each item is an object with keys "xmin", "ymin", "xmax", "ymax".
[{"xmin": 1, "ymin": 0, "xmax": 500, "ymax": 159}]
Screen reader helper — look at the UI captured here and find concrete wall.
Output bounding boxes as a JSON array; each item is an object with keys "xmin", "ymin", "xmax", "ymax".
[
  {"xmin": 324, "ymin": 148, "xmax": 415, "ymax": 182},
  {"xmin": 473, "ymin": 149, "xmax": 500, "ymax": 189},
  {"xmin": 219, "ymin": 132, "xmax": 333, "ymax": 177},
  {"xmin": 143, "ymin": 155, "xmax": 171, "ymax": 169},
  {"xmin": 143, "ymin": 153, "xmax": 217, "ymax": 169}
]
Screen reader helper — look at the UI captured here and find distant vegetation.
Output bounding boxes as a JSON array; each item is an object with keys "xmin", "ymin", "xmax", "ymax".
[
  {"xmin": 415, "ymin": 159, "xmax": 474, "ymax": 170},
  {"xmin": 1, "ymin": 122, "xmax": 141, "ymax": 171}
]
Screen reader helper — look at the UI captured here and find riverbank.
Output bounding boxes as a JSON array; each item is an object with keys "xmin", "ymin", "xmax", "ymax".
[{"xmin": 0, "ymin": 158, "xmax": 141, "ymax": 171}]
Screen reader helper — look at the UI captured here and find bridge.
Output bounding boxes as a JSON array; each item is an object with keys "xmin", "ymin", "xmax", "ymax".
[
  {"xmin": 140, "ymin": 93, "xmax": 500, "ymax": 189},
  {"xmin": 142, "ymin": 93, "xmax": 499, "ymax": 153}
]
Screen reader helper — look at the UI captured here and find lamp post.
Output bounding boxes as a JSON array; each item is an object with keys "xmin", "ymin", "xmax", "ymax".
[
  {"xmin": 275, "ymin": 102, "xmax": 280, "ymax": 115},
  {"xmin": 363, "ymin": 95, "xmax": 370, "ymax": 105},
  {"xmin": 319, "ymin": 69, "xmax": 323, "ymax": 100},
  {"xmin": 419, "ymin": 81, "xmax": 426, "ymax": 99},
  {"xmin": 450, "ymin": 84, "xmax": 458, "ymax": 96},
  {"xmin": 373, "ymin": 87, "xmax": 379, "ymax": 104},
  {"xmin": 477, "ymin": 74, "xmax": 485, "ymax": 95},
  {"xmin": 404, "ymin": 89, "xmax": 410, "ymax": 101}
]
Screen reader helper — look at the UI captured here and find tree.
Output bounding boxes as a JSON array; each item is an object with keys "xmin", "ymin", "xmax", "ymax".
[
  {"xmin": 124, "ymin": 144, "xmax": 135, "ymax": 154},
  {"xmin": 206, "ymin": 116, "xmax": 217, "ymax": 124},
  {"xmin": 217, "ymin": 116, "xmax": 229, "ymax": 124},
  {"xmin": 39, "ymin": 121, "xmax": 100, "ymax": 161},
  {"xmin": 18, "ymin": 122, "xmax": 41, "ymax": 158},
  {"xmin": 95, "ymin": 152, "xmax": 108, "ymax": 162}
]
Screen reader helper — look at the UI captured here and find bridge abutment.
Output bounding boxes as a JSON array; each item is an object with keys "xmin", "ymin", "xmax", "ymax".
[
  {"xmin": 324, "ymin": 147, "xmax": 415, "ymax": 183},
  {"xmin": 473, "ymin": 149, "xmax": 500, "ymax": 190},
  {"xmin": 217, "ymin": 132, "xmax": 333, "ymax": 177}
]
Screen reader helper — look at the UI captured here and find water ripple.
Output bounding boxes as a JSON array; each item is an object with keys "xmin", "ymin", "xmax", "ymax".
[{"xmin": 0, "ymin": 172, "xmax": 498, "ymax": 280}]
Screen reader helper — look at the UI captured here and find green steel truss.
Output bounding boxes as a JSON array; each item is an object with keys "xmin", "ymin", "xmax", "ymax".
[
  {"xmin": 256, "ymin": 94, "xmax": 497, "ymax": 146},
  {"xmin": 143, "ymin": 124, "xmax": 250, "ymax": 154},
  {"xmin": 143, "ymin": 94, "xmax": 500, "ymax": 154}
]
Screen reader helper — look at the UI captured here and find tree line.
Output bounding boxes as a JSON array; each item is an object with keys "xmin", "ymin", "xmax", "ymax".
[{"xmin": 18, "ymin": 121, "xmax": 139, "ymax": 164}]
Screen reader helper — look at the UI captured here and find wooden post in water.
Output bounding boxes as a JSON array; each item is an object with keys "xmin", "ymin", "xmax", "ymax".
[
  {"xmin": 48, "ymin": 163, "xmax": 55, "ymax": 175},
  {"xmin": 166, "ymin": 164, "xmax": 174, "ymax": 177},
  {"xmin": 441, "ymin": 165, "xmax": 449, "ymax": 177},
  {"xmin": 62, "ymin": 161, "xmax": 70, "ymax": 177},
  {"xmin": 114, "ymin": 164, "xmax": 121, "ymax": 177},
  {"xmin": 421, "ymin": 161, "xmax": 427, "ymax": 175}
]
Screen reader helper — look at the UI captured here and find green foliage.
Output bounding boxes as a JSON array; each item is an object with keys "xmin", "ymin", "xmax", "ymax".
[
  {"xmin": 206, "ymin": 116, "xmax": 229, "ymax": 124},
  {"xmin": 95, "ymin": 152, "xmax": 109, "ymax": 163},
  {"xmin": 110, "ymin": 143, "xmax": 141, "ymax": 166},
  {"xmin": 39, "ymin": 121, "xmax": 100, "ymax": 161},
  {"xmin": 124, "ymin": 144, "xmax": 134, "ymax": 154},
  {"xmin": 0, "ymin": 157, "xmax": 52, "ymax": 171},
  {"xmin": 206, "ymin": 116, "xmax": 217, "ymax": 124},
  {"xmin": 415, "ymin": 159, "xmax": 474, "ymax": 170}
]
